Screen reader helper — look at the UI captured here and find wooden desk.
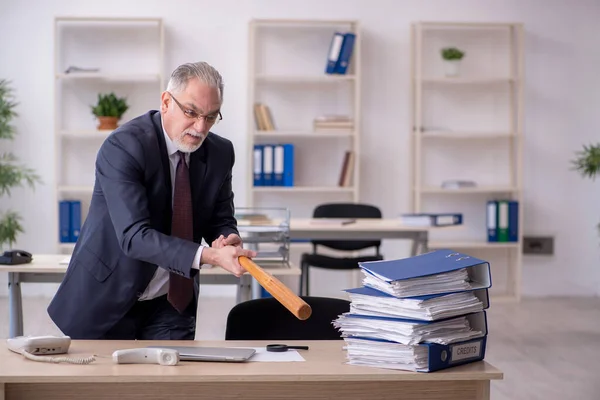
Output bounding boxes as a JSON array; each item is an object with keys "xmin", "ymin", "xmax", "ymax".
[
  {"xmin": 1, "ymin": 255, "xmax": 300, "ymax": 338},
  {"xmin": 0, "ymin": 340, "xmax": 503, "ymax": 400}
]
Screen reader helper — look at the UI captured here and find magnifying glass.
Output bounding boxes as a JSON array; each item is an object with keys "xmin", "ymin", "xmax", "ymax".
[{"xmin": 266, "ymin": 344, "xmax": 309, "ymax": 352}]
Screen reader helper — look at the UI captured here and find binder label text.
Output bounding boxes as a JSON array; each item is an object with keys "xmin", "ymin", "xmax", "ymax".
[{"xmin": 451, "ymin": 341, "xmax": 481, "ymax": 362}]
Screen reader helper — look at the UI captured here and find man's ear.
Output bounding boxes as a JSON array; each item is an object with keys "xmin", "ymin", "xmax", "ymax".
[{"xmin": 160, "ymin": 91, "xmax": 170, "ymax": 113}]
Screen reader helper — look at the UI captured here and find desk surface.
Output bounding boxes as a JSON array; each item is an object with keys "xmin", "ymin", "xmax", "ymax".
[
  {"xmin": 0, "ymin": 255, "xmax": 300, "ymax": 276},
  {"xmin": 0, "ymin": 340, "xmax": 502, "ymax": 384}
]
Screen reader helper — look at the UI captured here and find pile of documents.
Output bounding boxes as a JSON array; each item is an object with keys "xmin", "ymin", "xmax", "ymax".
[{"xmin": 333, "ymin": 249, "xmax": 492, "ymax": 372}]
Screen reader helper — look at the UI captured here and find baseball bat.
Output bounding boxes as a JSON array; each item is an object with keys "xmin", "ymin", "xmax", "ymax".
[{"xmin": 238, "ymin": 256, "xmax": 312, "ymax": 320}]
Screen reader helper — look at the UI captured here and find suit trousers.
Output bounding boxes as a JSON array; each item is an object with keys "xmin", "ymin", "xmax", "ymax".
[{"xmin": 100, "ymin": 294, "xmax": 196, "ymax": 340}]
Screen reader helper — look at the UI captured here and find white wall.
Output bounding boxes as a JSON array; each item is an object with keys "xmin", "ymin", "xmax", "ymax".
[{"xmin": 1, "ymin": 0, "xmax": 599, "ymax": 298}]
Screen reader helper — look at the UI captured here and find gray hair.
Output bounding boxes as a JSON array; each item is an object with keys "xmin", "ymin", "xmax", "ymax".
[{"xmin": 166, "ymin": 62, "xmax": 224, "ymax": 103}]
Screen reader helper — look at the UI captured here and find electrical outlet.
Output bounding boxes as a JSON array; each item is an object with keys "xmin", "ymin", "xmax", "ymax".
[{"xmin": 523, "ymin": 236, "xmax": 554, "ymax": 255}]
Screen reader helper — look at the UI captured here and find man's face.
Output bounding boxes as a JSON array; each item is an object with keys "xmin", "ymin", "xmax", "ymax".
[{"xmin": 160, "ymin": 78, "xmax": 222, "ymax": 153}]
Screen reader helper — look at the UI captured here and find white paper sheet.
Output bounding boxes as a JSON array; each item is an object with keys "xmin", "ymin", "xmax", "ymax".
[{"xmin": 243, "ymin": 347, "xmax": 305, "ymax": 362}]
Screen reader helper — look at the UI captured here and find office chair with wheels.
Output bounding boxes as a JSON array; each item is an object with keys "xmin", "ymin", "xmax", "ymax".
[
  {"xmin": 299, "ymin": 203, "xmax": 384, "ymax": 296},
  {"xmin": 224, "ymin": 296, "xmax": 350, "ymax": 340}
]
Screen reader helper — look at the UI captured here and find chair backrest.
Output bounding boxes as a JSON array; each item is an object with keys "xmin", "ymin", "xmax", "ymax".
[
  {"xmin": 225, "ymin": 296, "xmax": 350, "ymax": 340},
  {"xmin": 312, "ymin": 202, "xmax": 382, "ymax": 252}
]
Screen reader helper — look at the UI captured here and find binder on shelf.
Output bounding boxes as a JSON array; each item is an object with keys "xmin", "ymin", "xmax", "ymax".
[
  {"xmin": 334, "ymin": 33, "xmax": 356, "ymax": 75},
  {"xmin": 486, "ymin": 200, "xmax": 497, "ymax": 242},
  {"xmin": 359, "ymin": 249, "xmax": 492, "ymax": 298},
  {"xmin": 59, "ymin": 200, "xmax": 70, "ymax": 243},
  {"xmin": 487, "ymin": 200, "xmax": 519, "ymax": 242},
  {"xmin": 325, "ymin": 32, "xmax": 345, "ymax": 74},
  {"xmin": 343, "ymin": 286, "xmax": 489, "ymax": 321},
  {"xmin": 399, "ymin": 213, "xmax": 462, "ymax": 227},
  {"xmin": 282, "ymin": 144, "xmax": 294, "ymax": 187},
  {"xmin": 508, "ymin": 200, "xmax": 519, "ymax": 242},
  {"xmin": 58, "ymin": 200, "xmax": 81, "ymax": 243},
  {"xmin": 262, "ymin": 145, "xmax": 274, "ymax": 186},
  {"xmin": 253, "ymin": 144, "xmax": 263, "ymax": 186}
]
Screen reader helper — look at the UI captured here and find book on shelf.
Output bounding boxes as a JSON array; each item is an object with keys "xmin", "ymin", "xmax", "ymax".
[
  {"xmin": 253, "ymin": 103, "xmax": 275, "ymax": 131},
  {"xmin": 338, "ymin": 150, "xmax": 355, "ymax": 187},
  {"xmin": 333, "ymin": 249, "xmax": 492, "ymax": 372}
]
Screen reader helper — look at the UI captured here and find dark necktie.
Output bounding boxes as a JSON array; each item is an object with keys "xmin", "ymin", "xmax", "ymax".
[{"xmin": 168, "ymin": 151, "xmax": 194, "ymax": 313}]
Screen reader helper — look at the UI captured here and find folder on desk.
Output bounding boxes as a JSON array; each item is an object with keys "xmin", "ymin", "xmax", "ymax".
[
  {"xmin": 359, "ymin": 249, "xmax": 492, "ymax": 298},
  {"xmin": 342, "ymin": 334, "xmax": 487, "ymax": 372},
  {"xmin": 343, "ymin": 286, "xmax": 489, "ymax": 321},
  {"xmin": 334, "ymin": 311, "xmax": 487, "ymax": 346}
]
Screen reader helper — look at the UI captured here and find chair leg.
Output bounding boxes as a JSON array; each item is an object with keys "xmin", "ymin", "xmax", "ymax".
[
  {"xmin": 305, "ymin": 265, "xmax": 310, "ymax": 296},
  {"xmin": 299, "ymin": 261, "xmax": 305, "ymax": 296}
]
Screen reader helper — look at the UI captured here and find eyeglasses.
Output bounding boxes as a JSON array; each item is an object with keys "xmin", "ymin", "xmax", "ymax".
[{"xmin": 168, "ymin": 92, "xmax": 222, "ymax": 125}]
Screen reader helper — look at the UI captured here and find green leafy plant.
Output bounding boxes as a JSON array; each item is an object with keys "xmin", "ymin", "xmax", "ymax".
[
  {"xmin": 90, "ymin": 92, "xmax": 129, "ymax": 118},
  {"xmin": 571, "ymin": 143, "xmax": 600, "ymax": 235},
  {"xmin": 572, "ymin": 143, "xmax": 600, "ymax": 180},
  {"xmin": 0, "ymin": 79, "xmax": 42, "ymax": 250},
  {"xmin": 441, "ymin": 47, "xmax": 465, "ymax": 61}
]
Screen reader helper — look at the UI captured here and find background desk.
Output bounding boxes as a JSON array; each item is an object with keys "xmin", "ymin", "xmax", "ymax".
[
  {"xmin": 1, "ymin": 255, "xmax": 300, "ymax": 338},
  {"xmin": 0, "ymin": 340, "xmax": 502, "ymax": 400}
]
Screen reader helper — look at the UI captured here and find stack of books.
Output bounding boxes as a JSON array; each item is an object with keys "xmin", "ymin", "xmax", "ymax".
[
  {"xmin": 333, "ymin": 249, "xmax": 492, "ymax": 372},
  {"xmin": 313, "ymin": 115, "xmax": 353, "ymax": 132}
]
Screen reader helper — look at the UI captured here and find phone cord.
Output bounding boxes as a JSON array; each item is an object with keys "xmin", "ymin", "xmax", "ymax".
[{"xmin": 22, "ymin": 350, "xmax": 96, "ymax": 364}]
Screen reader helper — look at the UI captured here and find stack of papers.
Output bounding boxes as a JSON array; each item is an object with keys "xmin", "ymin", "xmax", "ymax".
[
  {"xmin": 333, "ymin": 313, "xmax": 485, "ymax": 345},
  {"xmin": 362, "ymin": 268, "xmax": 472, "ymax": 297},
  {"xmin": 334, "ymin": 249, "xmax": 492, "ymax": 373},
  {"xmin": 345, "ymin": 286, "xmax": 486, "ymax": 321}
]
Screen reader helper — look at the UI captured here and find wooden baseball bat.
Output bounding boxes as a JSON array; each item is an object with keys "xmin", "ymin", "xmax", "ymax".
[{"xmin": 238, "ymin": 256, "xmax": 312, "ymax": 320}]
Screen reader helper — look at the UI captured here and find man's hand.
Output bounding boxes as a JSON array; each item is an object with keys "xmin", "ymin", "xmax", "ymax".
[
  {"xmin": 211, "ymin": 233, "xmax": 243, "ymax": 249},
  {"xmin": 204, "ymin": 235, "xmax": 257, "ymax": 277}
]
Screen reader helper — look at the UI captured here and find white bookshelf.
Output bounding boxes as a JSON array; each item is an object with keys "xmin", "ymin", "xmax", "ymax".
[
  {"xmin": 410, "ymin": 21, "xmax": 524, "ymax": 301},
  {"xmin": 53, "ymin": 16, "xmax": 164, "ymax": 254},
  {"xmin": 247, "ymin": 19, "xmax": 361, "ymax": 217}
]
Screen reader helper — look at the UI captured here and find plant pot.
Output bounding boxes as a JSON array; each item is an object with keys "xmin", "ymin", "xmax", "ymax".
[
  {"xmin": 96, "ymin": 116, "xmax": 119, "ymax": 130},
  {"xmin": 444, "ymin": 60, "xmax": 461, "ymax": 77}
]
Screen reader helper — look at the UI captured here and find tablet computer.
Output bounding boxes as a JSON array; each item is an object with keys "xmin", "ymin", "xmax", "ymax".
[{"xmin": 147, "ymin": 346, "xmax": 256, "ymax": 362}]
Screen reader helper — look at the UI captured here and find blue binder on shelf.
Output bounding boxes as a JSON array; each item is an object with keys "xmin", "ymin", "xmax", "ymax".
[
  {"xmin": 359, "ymin": 249, "xmax": 492, "ymax": 294},
  {"xmin": 69, "ymin": 200, "xmax": 81, "ymax": 242},
  {"xmin": 486, "ymin": 200, "xmax": 497, "ymax": 242},
  {"xmin": 273, "ymin": 144, "xmax": 294, "ymax": 186},
  {"xmin": 334, "ymin": 33, "xmax": 356, "ymax": 74},
  {"xmin": 59, "ymin": 200, "xmax": 70, "ymax": 243},
  {"xmin": 325, "ymin": 32, "xmax": 345, "ymax": 74},
  {"xmin": 508, "ymin": 200, "xmax": 519, "ymax": 242},
  {"xmin": 262, "ymin": 144, "xmax": 274, "ymax": 186},
  {"xmin": 253, "ymin": 144, "xmax": 263, "ymax": 186}
]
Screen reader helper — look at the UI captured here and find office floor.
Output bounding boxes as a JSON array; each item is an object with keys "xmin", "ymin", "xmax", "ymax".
[{"xmin": 0, "ymin": 295, "xmax": 598, "ymax": 400}]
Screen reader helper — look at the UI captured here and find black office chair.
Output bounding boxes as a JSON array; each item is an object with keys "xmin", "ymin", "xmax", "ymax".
[
  {"xmin": 224, "ymin": 296, "xmax": 350, "ymax": 340},
  {"xmin": 299, "ymin": 203, "xmax": 384, "ymax": 296}
]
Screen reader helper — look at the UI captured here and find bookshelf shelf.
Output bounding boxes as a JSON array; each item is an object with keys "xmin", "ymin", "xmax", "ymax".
[
  {"xmin": 254, "ymin": 130, "xmax": 354, "ymax": 139},
  {"xmin": 253, "ymin": 186, "xmax": 355, "ymax": 193},
  {"xmin": 247, "ymin": 19, "xmax": 360, "ymax": 217},
  {"xmin": 255, "ymin": 74, "xmax": 355, "ymax": 83},
  {"xmin": 54, "ymin": 16, "xmax": 165, "ymax": 254},
  {"xmin": 419, "ymin": 186, "xmax": 519, "ymax": 194},
  {"xmin": 410, "ymin": 21, "xmax": 524, "ymax": 301}
]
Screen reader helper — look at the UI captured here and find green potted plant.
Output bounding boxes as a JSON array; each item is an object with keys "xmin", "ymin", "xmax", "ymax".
[
  {"xmin": 0, "ymin": 79, "xmax": 41, "ymax": 251},
  {"xmin": 571, "ymin": 143, "xmax": 600, "ymax": 234},
  {"xmin": 90, "ymin": 92, "xmax": 129, "ymax": 130},
  {"xmin": 441, "ymin": 47, "xmax": 465, "ymax": 77}
]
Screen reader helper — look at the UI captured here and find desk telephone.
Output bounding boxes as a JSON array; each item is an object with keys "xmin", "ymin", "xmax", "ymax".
[
  {"xmin": 7, "ymin": 335, "xmax": 179, "ymax": 365},
  {"xmin": 0, "ymin": 250, "xmax": 32, "ymax": 265}
]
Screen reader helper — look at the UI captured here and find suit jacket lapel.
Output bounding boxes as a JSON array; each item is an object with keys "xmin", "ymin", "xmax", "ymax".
[
  {"xmin": 190, "ymin": 143, "xmax": 207, "ymax": 211},
  {"xmin": 151, "ymin": 112, "xmax": 173, "ymax": 227}
]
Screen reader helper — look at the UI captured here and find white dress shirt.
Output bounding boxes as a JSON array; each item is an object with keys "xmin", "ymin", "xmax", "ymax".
[{"xmin": 138, "ymin": 120, "xmax": 205, "ymax": 301}]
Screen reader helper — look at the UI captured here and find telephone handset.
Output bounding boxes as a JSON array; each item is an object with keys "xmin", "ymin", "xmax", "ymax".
[
  {"xmin": 7, "ymin": 335, "xmax": 96, "ymax": 364},
  {"xmin": 0, "ymin": 250, "xmax": 33, "ymax": 265},
  {"xmin": 7, "ymin": 335, "xmax": 179, "ymax": 366}
]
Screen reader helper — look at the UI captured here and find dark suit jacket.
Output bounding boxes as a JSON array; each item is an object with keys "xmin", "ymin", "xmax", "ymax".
[{"xmin": 47, "ymin": 110, "xmax": 239, "ymax": 339}]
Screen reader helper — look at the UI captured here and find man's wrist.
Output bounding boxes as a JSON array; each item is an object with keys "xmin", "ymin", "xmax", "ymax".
[{"xmin": 200, "ymin": 246, "xmax": 218, "ymax": 266}]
